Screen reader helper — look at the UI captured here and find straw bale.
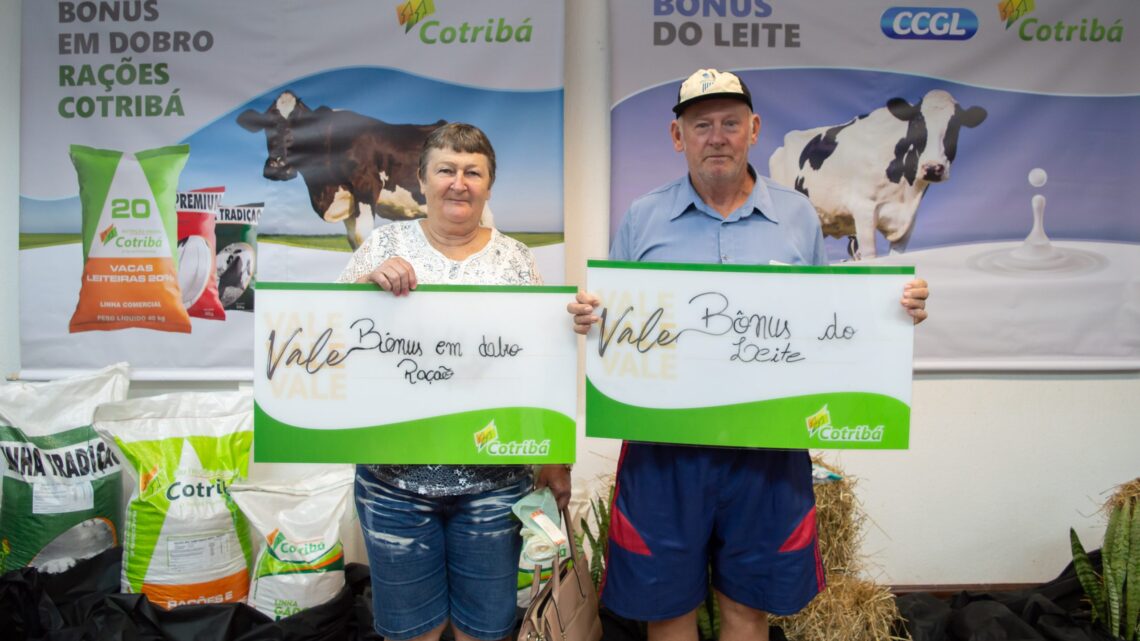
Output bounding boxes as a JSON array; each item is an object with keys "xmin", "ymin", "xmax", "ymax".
[
  {"xmin": 773, "ymin": 572, "xmax": 910, "ymax": 641},
  {"xmin": 1104, "ymin": 477, "xmax": 1140, "ymax": 513},
  {"xmin": 812, "ymin": 456, "xmax": 865, "ymax": 575}
]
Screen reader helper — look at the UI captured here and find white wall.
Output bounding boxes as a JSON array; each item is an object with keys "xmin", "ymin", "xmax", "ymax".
[
  {"xmin": 3, "ymin": 0, "xmax": 1138, "ymax": 587},
  {"xmin": 1, "ymin": 0, "xmax": 19, "ymax": 379}
]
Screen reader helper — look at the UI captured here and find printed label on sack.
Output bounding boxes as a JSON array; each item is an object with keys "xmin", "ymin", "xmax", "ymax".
[
  {"xmin": 167, "ymin": 531, "xmax": 232, "ymax": 573},
  {"xmin": 32, "ymin": 480, "xmax": 95, "ymax": 514}
]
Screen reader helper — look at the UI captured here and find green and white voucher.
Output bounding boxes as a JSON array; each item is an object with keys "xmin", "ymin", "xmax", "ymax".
[
  {"xmin": 253, "ymin": 283, "xmax": 578, "ymax": 464},
  {"xmin": 585, "ymin": 261, "xmax": 915, "ymax": 450}
]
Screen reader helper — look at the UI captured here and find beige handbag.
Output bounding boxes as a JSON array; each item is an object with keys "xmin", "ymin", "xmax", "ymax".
[{"xmin": 517, "ymin": 508, "xmax": 603, "ymax": 641}]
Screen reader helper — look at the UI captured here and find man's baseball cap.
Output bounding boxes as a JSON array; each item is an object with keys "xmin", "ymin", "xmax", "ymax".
[{"xmin": 673, "ymin": 68, "xmax": 753, "ymax": 116}]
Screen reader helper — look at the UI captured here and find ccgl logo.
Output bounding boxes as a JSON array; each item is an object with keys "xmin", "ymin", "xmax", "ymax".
[{"xmin": 881, "ymin": 7, "xmax": 978, "ymax": 40}]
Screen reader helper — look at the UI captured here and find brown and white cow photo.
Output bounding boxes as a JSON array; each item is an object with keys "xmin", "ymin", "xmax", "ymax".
[{"xmin": 238, "ymin": 91, "xmax": 493, "ymax": 249}]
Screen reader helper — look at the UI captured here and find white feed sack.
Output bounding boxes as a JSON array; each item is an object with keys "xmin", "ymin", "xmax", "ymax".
[
  {"xmin": 94, "ymin": 391, "xmax": 253, "ymax": 609},
  {"xmin": 0, "ymin": 363, "xmax": 130, "ymax": 574},
  {"xmin": 230, "ymin": 467, "xmax": 354, "ymax": 620}
]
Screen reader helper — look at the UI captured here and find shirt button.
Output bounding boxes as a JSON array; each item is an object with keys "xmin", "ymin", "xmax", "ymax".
[{"xmin": 721, "ymin": 254, "xmax": 729, "ymax": 262}]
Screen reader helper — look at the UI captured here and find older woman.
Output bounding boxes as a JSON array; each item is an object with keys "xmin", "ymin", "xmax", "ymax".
[{"xmin": 337, "ymin": 122, "xmax": 570, "ymax": 641}]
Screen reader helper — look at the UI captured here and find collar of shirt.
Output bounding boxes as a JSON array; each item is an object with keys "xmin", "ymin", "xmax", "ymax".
[{"xmin": 669, "ymin": 164, "xmax": 781, "ymax": 225}]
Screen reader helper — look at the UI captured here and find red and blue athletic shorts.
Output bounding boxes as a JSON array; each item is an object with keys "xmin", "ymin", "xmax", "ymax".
[{"xmin": 600, "ymin": 442, "xmax": 824, "ymax": 621}]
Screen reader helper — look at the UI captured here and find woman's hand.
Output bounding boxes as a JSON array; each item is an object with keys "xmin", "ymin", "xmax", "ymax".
[
  {"xmin": 534, "ymin": 464, "xmax": 572, "ymax": 512},
  {"xmin": 901, "ymin": 278, "xmax": 929, "ymax": 325},
  {"xmin": 357, "ymin": 257, "xmax": 418, "ymax": 296},
  {"xmin": 567, "ymin": 291, "xmax": 601, "ymax": 336}
]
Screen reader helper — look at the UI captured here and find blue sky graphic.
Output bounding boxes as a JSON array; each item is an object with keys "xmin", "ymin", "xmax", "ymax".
[
  {"xmin": 612, "ymin": 68, "xmax": 1140, "ymax": 260},
  {"xmin": 23, "ymin": 67, "xmax": 564, "ymax": 236}
]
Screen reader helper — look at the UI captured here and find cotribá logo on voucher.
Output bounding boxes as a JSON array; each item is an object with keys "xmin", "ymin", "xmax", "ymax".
[
  {"xmin": 805, "ymin": 405, "xmax": 885, "ymax": 443},
  {"xmin": 473, "ymin": 420, "xmax": 550, "ymax": 456}
]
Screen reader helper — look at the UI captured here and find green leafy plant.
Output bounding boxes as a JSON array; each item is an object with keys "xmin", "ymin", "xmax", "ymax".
[
  {"xmin": 579, "ymin": 482, "xmax": 614, "ymax": 591},
  {"xmin": 696, "ymin": 586, "xmax": 721, "ymax": 640},
  {"xmin": 1071, "ymin": 482, "xmax": 1140, "ymax": 640}
]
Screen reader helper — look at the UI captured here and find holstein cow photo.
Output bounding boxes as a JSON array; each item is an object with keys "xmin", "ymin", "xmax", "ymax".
[
  {"xmin": 769, "ymin": 89, "xmax": 986, "ymax": 259},
  {"xmin": 238, "ymin": 91, "xmax": 490, "ymax": 249}
]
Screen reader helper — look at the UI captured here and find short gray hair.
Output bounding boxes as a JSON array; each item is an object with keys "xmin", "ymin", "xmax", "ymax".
[{"xmin": 418, "ymin": 122, "xmax": 497, "ymax": 187}]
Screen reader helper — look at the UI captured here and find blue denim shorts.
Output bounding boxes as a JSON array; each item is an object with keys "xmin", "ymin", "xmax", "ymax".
[{"xmin": 355, "ymin": 466, "xmax": 528, "ymax": 640}]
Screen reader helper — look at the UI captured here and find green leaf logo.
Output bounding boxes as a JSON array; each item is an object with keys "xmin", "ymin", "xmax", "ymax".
[
  {"xmin": 473, "ymin": 421, "xmax": 498, "ymax": 452},
  {"xmin": 997, "ymin": 0, "xmax": 1035, "ymax": 29},
  {"xmin": 396, "ymin": 0, "xmax": 435, "ymax": 33},
  {"xmin": 805, "ymin": 405, "xmax": 831, "ymax": 435}
]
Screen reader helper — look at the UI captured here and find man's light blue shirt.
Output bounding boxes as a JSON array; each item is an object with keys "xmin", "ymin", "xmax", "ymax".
[{"xmin": 610, "ymin": 166, "xmax": 827, "ymax": 267}]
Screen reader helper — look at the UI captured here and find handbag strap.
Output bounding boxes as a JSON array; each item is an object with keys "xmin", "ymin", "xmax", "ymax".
[
  {"xmin": 557, "ymin": 506, "xmax": 591, "ymax": 600},
  {"xmin": 561, "ymin": 506, "xmax": 584, "ymax": 567},
  {"xmin": 550, "ymin": 508, "xmax": 567, "ymax": 593}
]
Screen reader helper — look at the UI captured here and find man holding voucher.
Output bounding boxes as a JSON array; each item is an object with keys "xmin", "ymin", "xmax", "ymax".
[{"xmin": 568, "ymin": 69, "xmax": 928, "ymax": 641}]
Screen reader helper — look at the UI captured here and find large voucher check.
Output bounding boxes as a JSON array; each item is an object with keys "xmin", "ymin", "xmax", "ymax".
[
  {"xmin": 254, "ymin": 283, "xmax": 578, "ymax": 464},
  {"xmin": 586, "ymin": 261, "xmax": 915, "ymax": 449}
]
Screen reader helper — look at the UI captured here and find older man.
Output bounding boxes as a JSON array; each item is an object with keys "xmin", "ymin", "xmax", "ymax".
[{"xmin": 569, "ymin": 69, "xmax": 928, "ymax": 641}]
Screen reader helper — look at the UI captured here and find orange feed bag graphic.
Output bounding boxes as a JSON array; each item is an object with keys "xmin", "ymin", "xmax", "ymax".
[{"xmin": 68, "ymin": 144, "xmax": 192, "ymax": 334}]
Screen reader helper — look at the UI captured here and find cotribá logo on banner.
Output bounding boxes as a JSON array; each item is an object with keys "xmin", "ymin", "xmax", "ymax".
[
  {"xmin": 998, "ymin": 0, "xmax": 1124, "ymax": 42},
  {"xmin": 396, "ymin": 0, "xmax": 534, "ymax": 44}
]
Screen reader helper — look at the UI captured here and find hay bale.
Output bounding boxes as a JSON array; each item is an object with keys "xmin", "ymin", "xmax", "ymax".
[
  {"xmin": 812, "ymin": 456, "xmax": 865, "ymax": 575},
  {"xmin": 773, "ymin": 572, "xmax": 910, "ymax": 641},
  {"xmin": 1104, "ymin": 477, "xmax": 1140, "ymax": 513},
  {"xmin": 774, "ymin": 457, "xmax": 909, "ymax": 640}
]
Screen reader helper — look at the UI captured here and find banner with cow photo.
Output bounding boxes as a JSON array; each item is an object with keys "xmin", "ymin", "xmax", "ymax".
[
  {"xmin": 610, "ymin": 1, "xmax": 1140, "ymax": 371},
  {"xmin": 19, "ymin": 0, "xmax": 565, "ymax": 379}
]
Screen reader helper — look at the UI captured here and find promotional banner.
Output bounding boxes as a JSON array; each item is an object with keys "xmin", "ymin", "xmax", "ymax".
[
  {"xmin": 253, "ymin": 283, "xmax": 578, "ymax": 464},
  {"xmin": 585, "ymin": 261, "xmax": 914, "ymax": 449},
  {"xmin": 20, "ymin": 0, "xmax": 565, "ymax": 379},
  {"xmin": 610, "ymin": 1, "xmax": 1140, "ymax": 370}
]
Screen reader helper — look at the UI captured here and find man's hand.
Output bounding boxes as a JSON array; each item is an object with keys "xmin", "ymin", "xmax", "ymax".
[
  {"xmin": 357, "ymin": 257, "xmax": 417, "ymax": 296},
  {"xmin": 902, "ymin": 278, "xmax": 929, "ymax": 325},
  {"xmin": 534, "ymin": 464, "xmax": 572, "ymax": 512},
  {"xmin": 567, "ymin": 291, "xmax": 601, "ymax": 335}
]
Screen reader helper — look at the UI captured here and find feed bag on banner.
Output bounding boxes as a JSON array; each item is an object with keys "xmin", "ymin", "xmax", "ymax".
[
  {"xmin": 177, "ymin": 187, "xmax": 227, "ymax": 321},
  {"xmin": 94, "ymin": 392, "xmax": 253, "ymax": 609},
  {"xmin": 215, "ymin": 204, "xmax": 261, "ymax": 312},
  {"xmin": 0, "ymin": 363, "xmax": 130, "ymax": 574},
  {"xmin": 229, "ymin": 468, "xmax": 354, "ymax": 620},
  {"xmin": 68, "ymin": 144, "xmax": 191, "ymax": 334}
]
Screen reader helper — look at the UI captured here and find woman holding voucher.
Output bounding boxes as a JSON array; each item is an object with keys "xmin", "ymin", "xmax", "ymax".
[{"xmin": 337, "ymin": 122, "xmax": 571, "ymax": 641}]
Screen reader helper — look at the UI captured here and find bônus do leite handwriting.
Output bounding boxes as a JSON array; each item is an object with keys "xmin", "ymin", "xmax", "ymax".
[{"xmin": 597, "ymin": 291, "xmax": 857, "ymax": 365}]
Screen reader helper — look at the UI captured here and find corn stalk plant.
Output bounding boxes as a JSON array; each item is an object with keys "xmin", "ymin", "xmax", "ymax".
[{"xmin": 1071, "ymin": 489, "xmax": 1140, "ymax": 640}]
